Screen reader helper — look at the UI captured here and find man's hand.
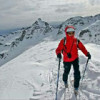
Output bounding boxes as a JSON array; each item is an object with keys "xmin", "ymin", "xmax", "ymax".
[
  {"xmin": 87, "ymin": 52, "xmax": 91, "ymax": 59},
  {"xmin": 57, "ymin": 53, "xmax": 62, "ymax": 59}
]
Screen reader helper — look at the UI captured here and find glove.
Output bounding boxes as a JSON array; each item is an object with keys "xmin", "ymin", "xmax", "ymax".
[
  {"xmin": 57, "ymin": 53, "xmax": 62, "ymax": 59},
  {"xmin": 87, "ymin": 52, "xmax": 91, "ymax": 59}
]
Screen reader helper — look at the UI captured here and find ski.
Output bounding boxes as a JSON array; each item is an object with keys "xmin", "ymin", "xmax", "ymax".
[
  {"xmin": 70, "ymin": 79, "xmax": 80, "ymax": 100},
  {"xmin": 64, "ymin": 88, "xmax": 67, "ymax": 100},
  {"xmin": 64, "ymin": 85, "xmax": 71, "ymax": 100},
  {"xmin": 74, "ymin": 92, "xmax": 78, "ymax": 100}
]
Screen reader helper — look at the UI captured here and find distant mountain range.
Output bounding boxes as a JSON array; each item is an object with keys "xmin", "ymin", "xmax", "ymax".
[
  {"xmin": 0, "ymin": 28, "xmax": 21, "ymax": 35},
  {"xmin": 0, "ymin": 14, "xmax": 100, "ymax": 66}
]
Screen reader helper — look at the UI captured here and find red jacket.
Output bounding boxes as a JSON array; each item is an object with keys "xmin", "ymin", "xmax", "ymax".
[{"xmin": 56, "ymin": 26, "xmax": 88, "ymax": 62}]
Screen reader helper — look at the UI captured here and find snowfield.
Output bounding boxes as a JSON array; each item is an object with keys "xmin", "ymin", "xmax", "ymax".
[{"xmin": 0, "ymin": 39, "xmax": 100, "ymax": 100}]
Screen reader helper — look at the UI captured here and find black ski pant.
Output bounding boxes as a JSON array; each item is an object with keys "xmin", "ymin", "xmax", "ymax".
[{"xmin": 63, "ymin": 58, "xmax": 81, "ymax": 88}]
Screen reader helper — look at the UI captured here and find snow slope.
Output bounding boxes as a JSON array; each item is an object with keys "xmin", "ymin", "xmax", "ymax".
[{"xmin": 0, "ymin": 38, "xmax": 100, "ymax": 100}]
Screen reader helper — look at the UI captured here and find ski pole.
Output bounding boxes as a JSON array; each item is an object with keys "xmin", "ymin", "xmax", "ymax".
[
  {"xmin": 81, "ymin": 58, "xmax": 89, "ymax": 81},
  {"xmin": 55, "ymin": 58, "xmax": 61, "ymax": 100}
]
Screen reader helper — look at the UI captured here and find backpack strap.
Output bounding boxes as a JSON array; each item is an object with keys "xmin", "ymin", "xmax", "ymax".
[
  {"xmin": 62, "ymin": 37, "xmax": 66, "ymax": 53},
  {"xmin": 63, "ymin": 37, "xmax": 66, "ymax": 46},
  {"xmin": 77, "ymin": 38, "xmax": 80, "ymax": 48}
]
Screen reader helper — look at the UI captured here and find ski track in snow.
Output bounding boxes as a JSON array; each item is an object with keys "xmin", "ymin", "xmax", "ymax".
[{"xmin": 0, "ymin": 40, "xmax": 100, "ymax": 100}]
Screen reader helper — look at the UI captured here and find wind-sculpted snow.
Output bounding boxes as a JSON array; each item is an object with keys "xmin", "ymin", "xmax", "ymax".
[{"xmin": 0, "ymin": 40, "xmax": 100, "ymax": 100}]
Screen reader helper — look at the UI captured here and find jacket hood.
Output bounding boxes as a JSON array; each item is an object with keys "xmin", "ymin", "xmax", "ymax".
[{"xmin": 65, "ymin": 26, "xmax": 75, "ymax": 41}]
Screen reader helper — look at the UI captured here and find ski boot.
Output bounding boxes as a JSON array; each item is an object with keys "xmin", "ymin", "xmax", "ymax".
[
  {"xmin": 64, "ymin": 81, "xmax": 68, "ymax": 88},
  {"xmin": 74, "ymin": 88, "xmax": 78, "ymax": 95}
]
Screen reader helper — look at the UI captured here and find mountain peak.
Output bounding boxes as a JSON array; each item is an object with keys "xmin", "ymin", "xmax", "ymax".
[
  {"xmin": 32, "ymin": 18, "xmax": 46, "ymax": 28},
  {"xmin": 32, "ymin": 18, "xmax": 52, "ymax": 30},
  {"xmin": 37, "ymin": 18, "xmax": 42, "ymax": 21}
]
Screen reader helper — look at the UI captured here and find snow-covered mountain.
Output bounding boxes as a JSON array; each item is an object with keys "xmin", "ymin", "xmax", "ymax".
[
  {"xmin": 79, "ymin": 20, "xmax": 100, "ymax": 44},
  {"xmin": 57, "ymin": 14, "xmax": 100, "ymax": 36},
  {"xmin": 0, "ymin": 18, "xmax": 55, "ymax": 66},
  {"xmin": 1, "ymin": 14, "xmax": 100, "ymax": 66},
  {"xmin": 0, "ymin": 14, "xmax": 100, "ymax": 66}
]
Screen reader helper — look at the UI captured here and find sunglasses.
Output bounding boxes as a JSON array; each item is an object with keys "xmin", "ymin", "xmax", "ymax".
[{"xmin": 67, "ymin": 31, "xmax": 75, "ymax": 35}]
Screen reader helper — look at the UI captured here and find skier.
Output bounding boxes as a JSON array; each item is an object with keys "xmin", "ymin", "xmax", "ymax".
[{"xmin": 55, "ymin": 26, "xmax": 91, "ymax": 94}]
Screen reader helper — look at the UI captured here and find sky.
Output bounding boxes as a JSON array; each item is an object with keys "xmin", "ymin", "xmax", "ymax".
[{"xmin": 0, "ymin": 0, "xmax": 100, "ymax": 31}]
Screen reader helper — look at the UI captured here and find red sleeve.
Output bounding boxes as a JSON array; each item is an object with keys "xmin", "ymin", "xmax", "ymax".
[
  {"xmin": 78, "ymin": 41, "xmax": 88, "ymax": 56},
  {"xmin": 55, "ymin": 39, "xmax": 64, "ymax": 55}
]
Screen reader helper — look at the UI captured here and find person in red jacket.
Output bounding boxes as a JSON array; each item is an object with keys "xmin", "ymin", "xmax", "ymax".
[{"xmin": 55, "ymin": 26, "xmax": 91, "ymax": 93}]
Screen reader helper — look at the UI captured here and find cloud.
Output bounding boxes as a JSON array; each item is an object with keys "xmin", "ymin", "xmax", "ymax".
[
  {"xmin": 0, "ymin": 0, "xmax": 42, "ymax": 15},
  {"xmin": 0, "ymin": 0, "xmax": 100, "ymax": 30},
  {"xmin": 88, "ymin": 0, "xmax": 100, "ymax": 5},
  {"xmin": 54, "ymin": 3, "xmax": 86, "ymax": 13}
]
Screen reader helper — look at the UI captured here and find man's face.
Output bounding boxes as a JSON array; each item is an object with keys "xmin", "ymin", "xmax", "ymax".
[{"xmin": 67, "ymin": 31, "xmax": 75, "ymax": 36}]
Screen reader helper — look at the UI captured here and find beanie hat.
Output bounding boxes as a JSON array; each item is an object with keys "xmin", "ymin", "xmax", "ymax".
[{"xmin": 65, "ymin": 26, "xmax": 75, "ymax": 33}]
